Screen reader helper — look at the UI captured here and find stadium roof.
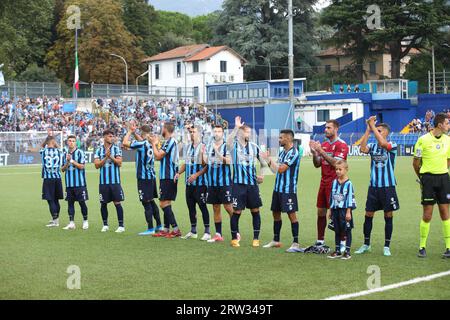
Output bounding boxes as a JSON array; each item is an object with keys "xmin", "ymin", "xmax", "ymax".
[{"xmin": 142, "ymin": 44, "xmax": 247, "ymax": 64}]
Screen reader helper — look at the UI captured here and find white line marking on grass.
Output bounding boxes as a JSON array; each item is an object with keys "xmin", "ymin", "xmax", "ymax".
[{"xmin": 324, "ymin": 269, "xmax": 450, "ymax": 300}]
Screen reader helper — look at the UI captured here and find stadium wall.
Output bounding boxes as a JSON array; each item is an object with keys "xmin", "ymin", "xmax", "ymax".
[
  {"xmin": 216, "ymin": 105, "xmax": 265, "ymax": 132},
  {"xmin": 0, "ymin": 150, "xmax": 136, "ymax": 166}
]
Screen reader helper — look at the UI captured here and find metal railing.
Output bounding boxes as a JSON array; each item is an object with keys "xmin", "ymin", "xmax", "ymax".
[
  {"xmin": 0, "ymin": 81, "xmax": 62, "ymax": 98},
  {"xmin": 0, "ymin": 81, "xmax": 197, "ymax": 100}
]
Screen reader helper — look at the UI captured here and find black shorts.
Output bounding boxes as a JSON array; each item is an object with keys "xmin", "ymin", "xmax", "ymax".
[
  {"xmin": 42, "ymin": 178, "xmax": 64, "ymax": 201},
  {"xmin": 207, "ymin": 186, "xmax": 232, "ymax": 204},
  {"xmin": 331, "ymin": 208, "xmax": 354, "ymax": 232},
  {"xmin": 99, "ymin": 184, "xmax": 124, "ymax": 203},
  {"xmin": 159, "ymin": 179, "xmax": 178, "ymax": 201},
  {"xmin": 186, "ymin": 185, "xmax": 208, "ymax": 206},
  {"xmin": 138, "ymin": 179, "xmax": 156, "ymax": 202},
  {"xmin": 65, "ymin": 186, "xmax": 89, "ymax": 202},
  {"xmin": 231, "ymin": 184, "xmax": 262, "ymax": 210},
  {"xmin": 420, "ymin": 173, "xmax": 450, "ymax": 205},
  {"xmin": 365, "ymin": 186, "xmax": 399, "ymax": 212},
  {"xmin": 270, "ymin": 191, "xmax": 298, "ymax": 213}
]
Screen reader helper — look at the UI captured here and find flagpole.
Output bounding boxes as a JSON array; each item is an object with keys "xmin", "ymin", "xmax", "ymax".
[{"xmin": 74, "ymin": 27, "xmax": 78, "ymax": 104}]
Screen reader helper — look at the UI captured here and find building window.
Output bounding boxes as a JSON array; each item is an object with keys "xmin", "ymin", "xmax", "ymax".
[
  {"xmin": 177, "ymin": 62, "xmax": 182, "ymax": 77},
  {"xmin": 177, "ymin": 87, "xmax": 182, "ymax": 99},
  {"xmin": 193, "ymin": 61, "xmax": 199, "ymax": 73},
  {"xmin": 325, "ymin": 65, "xmax": 331, "ymax": 73},
  {"xmin": 209, "ymin": 90, "xmax": 216, "ymax": 101},
  {"xmin": 317, "ymin": 109, "xmax": 330, "ymax": 122},
  {"xmin": 155, "ymin": 64, "xmax": 160, "ymax": 80},
  {"xmin": 343, "ymin": 108, "xmax": 349, "ymax": 115},
  {"xmin": 194, "ymin": 86, "xmax": 199, "ymax": 98},
  {"xmin": 217, "ymin": 89, "xmax": 227, "ymax": 100},
  {"xmin": 220, "ymin": 61, "xmax": 227, "ymax": 73},
  {"xmin": 369, "ymin": 61, "xmax": 376, "ymax": 75}
]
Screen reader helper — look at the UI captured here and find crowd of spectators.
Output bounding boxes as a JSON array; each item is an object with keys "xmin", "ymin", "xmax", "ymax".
[
  {"xmin": 408, "ymin": 109, "xmax": 450, "ymax": 133},
  {"xmin": 0, "ymin": 95, "xmax": 226, "ymax": 153}
]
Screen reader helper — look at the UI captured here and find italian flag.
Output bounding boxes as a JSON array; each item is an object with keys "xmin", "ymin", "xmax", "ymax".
[{"xmin": 74, "ymin": 52, "xmax": 79, "ymax": 92}]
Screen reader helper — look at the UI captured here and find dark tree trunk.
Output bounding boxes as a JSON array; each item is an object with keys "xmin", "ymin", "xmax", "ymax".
[{"xmin": 389, "ymin": 42, "xmax": 402, "ymax": 79}]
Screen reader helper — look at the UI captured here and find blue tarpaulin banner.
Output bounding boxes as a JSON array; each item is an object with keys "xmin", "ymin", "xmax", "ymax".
[{"xmin": 63, "ymin": 102, "xmax": 76, "ymax": 112}]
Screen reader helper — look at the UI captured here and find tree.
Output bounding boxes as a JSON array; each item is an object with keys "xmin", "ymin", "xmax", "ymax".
[
  {"xmin": 0, "ymin": 0, "xmax": 54, "ymax": 79},
  {"xmin": 154, "ymin": 11, "xmax": 196, "ymax": 51},
  {"xmin": 192, "ymin": 12, "xmax": 220, "ymax": 44},
  {"xmin": 213, "ymin": 0, "xmax": 319, "ymax": 81},
  {"xmin": 321, "ymin": 0, "xmax": 450, "ymax": 80},
  {"xmin": 403, "ymin": 37, "xmax": 450, "ymax": 93},
  {"xmin": 46, "ymin": 0, "xmax": 146, "ymax": 84},
  {"xmin": 321, "ymin": 0, "xmax": 375, "ymax": 83},
  {"xmin": 17, "ymin": 64, "xmax": 59, "ymax": 82},
  {"xmin": 121, "ymin": 0, "xmax": 161, "ymax": 56}
]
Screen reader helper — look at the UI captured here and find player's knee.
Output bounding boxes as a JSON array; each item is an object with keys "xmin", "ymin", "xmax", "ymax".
[
  {"xmin": 384, "ymin": 211, "xmax": 393, "ymax": 218},
  {"xmin": 366, "ymin": 211, "xmax": 375, "ymax": 218},
  {"xmin": 272, "ymin": 212, "xmax": 282, "ymax": 220},
  {"xmin": 287, "ymin": 212, "xmax": 297, "ymax": 223}
]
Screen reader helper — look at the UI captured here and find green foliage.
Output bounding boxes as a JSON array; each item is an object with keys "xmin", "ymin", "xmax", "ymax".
[
  {"xmin": 192, "ymin": 12, "xmax": 220, "ymax": 43},
  {"xmin": 46, "ymin": 0, "xmax": 146, "ymax": 84},
  {"xmin": 212, "ymin": 0, "xmax": 319, "ymax": 81},
  {"xmin": 16, "ymin": 64, "xmax": 59, "ymax": 82},
  {"xmin": 321, "ymin": 0, "xmax": 450, "ymax": 80},
  {"xmin": 121, "ymin": 0, "xmax": 161, "ymax": 56},
  {"xmin": 0, "ymin": 0, "xmax": 54, "ymax": 80}
]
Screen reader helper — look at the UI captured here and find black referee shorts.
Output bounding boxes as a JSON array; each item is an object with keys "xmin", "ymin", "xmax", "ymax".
[{"xmin": 420, "ymin": 173, "xmax": 450, "ymax": 205}]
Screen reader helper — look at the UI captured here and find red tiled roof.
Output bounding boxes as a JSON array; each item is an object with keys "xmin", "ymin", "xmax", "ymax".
[
  {"xmin": 142, "ymin": 44, "xmax": 248, "ymax": 64},
  {"xmin": 142, "ymin": 44, "xmax": 209, "ymax": 62}
]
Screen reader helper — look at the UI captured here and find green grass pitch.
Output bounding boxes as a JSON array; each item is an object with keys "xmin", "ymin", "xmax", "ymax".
[{"xmin": 0, "ymin": 157, "xmax": 449, "ymax": 300}]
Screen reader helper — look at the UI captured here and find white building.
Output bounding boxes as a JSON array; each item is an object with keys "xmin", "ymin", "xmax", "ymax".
[{"xmin": 142, "ymin": 44, "xmax": 247, "ymax": 103}]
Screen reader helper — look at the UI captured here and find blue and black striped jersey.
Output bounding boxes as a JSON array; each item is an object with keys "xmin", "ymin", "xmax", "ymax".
[
  {"xmin": 62, "ymin": 148, "xmax": 86, "ymax": 187},
  {"xmin": 184, "ymin": 142, "xmax": 207, "ymax": 186},
  {"xmin": 367, "ymin": 142, "xmax": 397, "ymax": 188},
  {"xmin": 274, "ymin": 147, "xmax": 300, "ymax": 194},
  {"xmin": 206, "ymin": 142, "xmax": 232, "ymax": 187},
  {"xmin": 94, "ymin": 145, "xmax": 122, "ymax": 185},
  {"xmin": 130, "ymin": 140, "xmax": 155, "ymax": 180},
  {"xmin": 160, "ymin": 137, "xmax": 179, "ymax": 180},
  {"xmin": 40, "ymin": 147, "xmax": 63, "ymax": 179},
  {"xmin": 330, "ymin": 179, "xmax": 356, "ymax": 210},
  {"xmin": 230, "ymin": 141, "xmax": 261, "ymax": 185}
]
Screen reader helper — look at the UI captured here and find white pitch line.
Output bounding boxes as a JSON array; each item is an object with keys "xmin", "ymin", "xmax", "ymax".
[{"xmin": 324, "ymin": 269, "xmax": 450, "ymax": 300}]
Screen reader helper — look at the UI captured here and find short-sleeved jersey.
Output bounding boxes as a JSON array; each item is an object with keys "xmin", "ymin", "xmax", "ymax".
[
  {"xmin": 184, "ymin": 142, "xmax": 207, "ymax": 186},
  {"xmin": 160, "ymin": 137, "xmax": 179, "ymax": 180},
  {"xmin": 320, "ymin": 138, "xmax": 349, "ymax": 186},
  {"xmin": 414, "ymin": 132, "xmax": 450, "ymax": 174},
  {"xmin": 274, "ymin": 147, "xmax": 300, "ymax": 194},
  {"xmin": 330, "ymin": 178, "xmax": 356, "ymax": 210},
  {"xmin": 130, "ymin": 140, "xmax": 155, "ymax": 180},
  {"xmin": 40, "ymin": 147, "xmax": 63, "ymax": 179},
  {"xmin": 367, "ymin": 142, "xmax": 397, "ymax": 187},
  {"xmin": 230, "ymin": 141, "xmax": 261, "ymax": 185},
  {"xmin": 206, "ymin": 142, "xmax": 232, "ymax": 187},
  {"xmin": 94, "ymin": 144, "xmax": 122, "ymax": 185},
  {"xmin": 62, "ymin": 148, "xmax": 86, "ymax": 187}
]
